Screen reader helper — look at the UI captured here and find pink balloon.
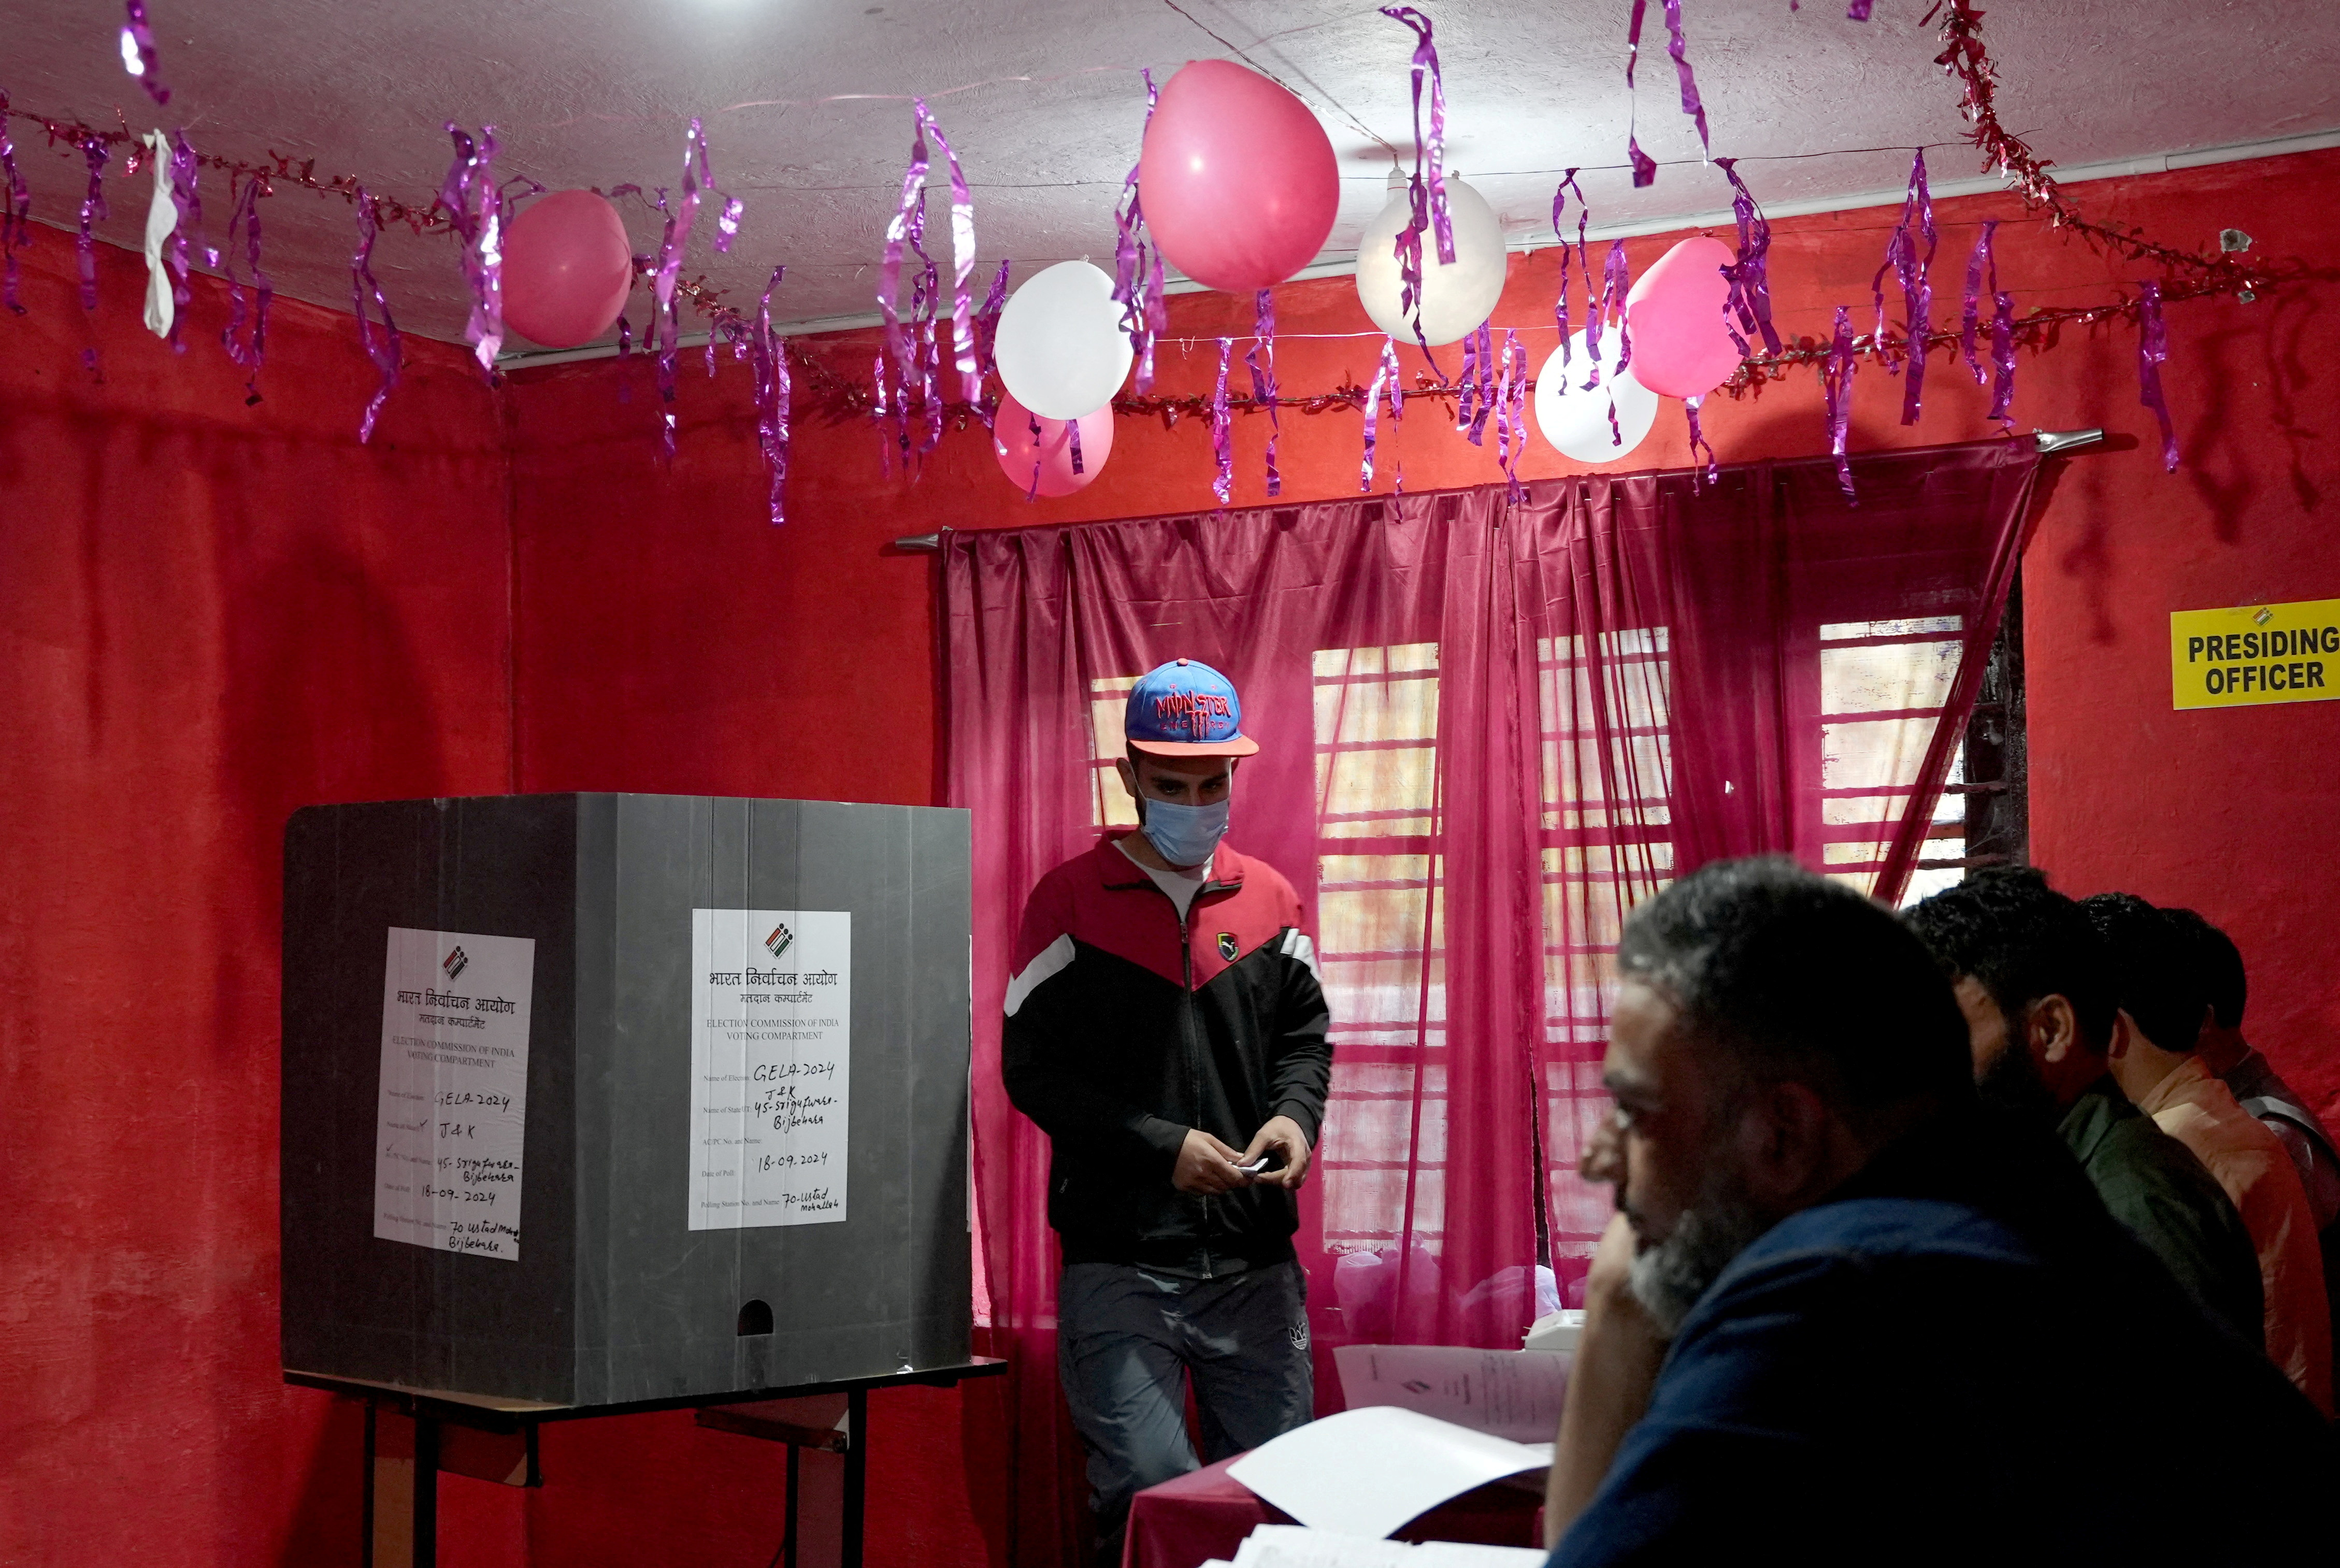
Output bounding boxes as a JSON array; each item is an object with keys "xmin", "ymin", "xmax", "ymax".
[
  {"xmin": 1140, "ymin": 60, "xmax": 1340, "ymax": 294},
  {"xmin": 501, "ymin": 190, "xmax": 636, "ymax": 349},
  {"xmin": 1622, "ymin": 236, "xmax": 1743, "ymax": 399},
  {"xmin": 993, "ymin": 392, "xmax": 1114, "ymax": 498}
]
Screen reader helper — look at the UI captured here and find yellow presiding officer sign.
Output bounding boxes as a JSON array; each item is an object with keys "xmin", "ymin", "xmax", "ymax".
[{"xmin": 2170, "ymin": 598, "xmax": 2340, "ymax": 710}]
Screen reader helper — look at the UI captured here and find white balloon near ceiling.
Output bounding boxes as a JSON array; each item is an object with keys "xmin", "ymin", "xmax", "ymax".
[
  {"xmin": 992, "ymin": 260, "xmax": 1135, "ymax": 421},
  {"xmin": 1534, "ymin": 328, "xmax": 1660, "ymax": 464},
  {"xmin": 1354, "ymin": 176, "xmax": 1508, "ymax": 348}
]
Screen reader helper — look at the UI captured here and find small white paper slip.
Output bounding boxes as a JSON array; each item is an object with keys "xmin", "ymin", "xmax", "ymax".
[
  {"xmin": 1334, "ymin": 1344, "xmax": 1572, "ymax": 1444},
  {"xmin": 1229, "ymin": 1523, "xmax": 1547, "ymax": 1567},
  {"xmin": 689, "ymin": 909, "xmax": 852, "ymax": 1230},
  {"xmin": 1226, "ymin": 1406, "xmax": 1552, "ymax": 1543},
  {"xmin": 374, "ymin": 927, "xmax": 536, "ymax": 1261}
]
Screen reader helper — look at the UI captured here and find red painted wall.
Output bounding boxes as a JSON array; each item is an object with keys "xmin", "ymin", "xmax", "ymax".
[
  {"xmin": 6, "ymin": 147, "xmax": 2337, "ymax": 1567},
  {"xmin": 0, "ymin": 238, "xmax": 511, "ymax": 1564}
]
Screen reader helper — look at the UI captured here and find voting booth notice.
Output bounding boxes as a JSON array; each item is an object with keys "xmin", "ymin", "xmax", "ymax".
[
  {"xmin": 372, "ymin": 926, "xmax": 537, "ymax": 1261},
  {"xmin": 690, "ymin": 908, "xmax": 853, "ymax": 1230}
]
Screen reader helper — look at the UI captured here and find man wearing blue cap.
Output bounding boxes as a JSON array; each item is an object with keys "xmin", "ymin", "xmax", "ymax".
[{"xmin": 1002, "ymin": 657, "xmax": 1332, "ymax": 1561}]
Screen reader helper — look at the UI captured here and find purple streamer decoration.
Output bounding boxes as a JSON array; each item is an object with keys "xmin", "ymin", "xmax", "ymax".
[
  {"xmin": 1211, "ymin": 337, "xmax": 1233, "ymax": 505},
  {"xmin": 1989, "ymin": 280, "xmax": 2017, "ymax": 427},
  {"xmin": 1111, "ymin": 70, "xmax": 1169, "ymax": 396},
  {"xmin": 1684, "ymin": 394, "xmax": 1718, "ymax": 490},
  {"xmin": 164, "ymin": 131, "xmax": 213, "ymax": 355},
  {"xmin": 975, "ymin": 257, "xmax": 1011, "ymax": 422},
  {"xmin": 753, "ymin": 264, "xmax": 792, "ymax": 524},
  {"xmin": 1959, "ymin": 218, "xmax": 1996, "ymax": 384},
  {"xmin": 351, "ymin": 186, "xmax": 403, "ymax": 443},
  {"xmin": 1496, "ymin": 330, "xmax": 1528, "ymax": 504},
  {"xmin": 120, "ymin": 1, "xmax": 169, "ymax": 106},
  {"xmin": 1822, "ymin": 305, "xmax": 1858, "ymax": 504},
  {"xmin": 1871, "ymin": 148, "xmax": 1936, "ymax": 425},
  {"xmin": 877, "ymin": 105, "xmax": 933, "ymax": 466},
  {"xmin": 0, "ymin": 90, "xmax": 27, "ymax": 316},
  {"xmin": 220, "ymin": 176, "xmax": 271, "ymax": 396},
  {"xmin": 75, "ymin": 134, "xmax": 110, "ymax": 314},
  {"xmin": 1627, "ymin": 136, "xmax": 1658, "ymax": 190},
  {"xmin": 1590, "ymin": 239, "xmax": 1634, "ymax": 389},
  {"xmin": 1551, "ymin": 169, "xmax": 1592, "ymax": 380},
  {"xmin": 919, "ymin": 104, "xmax": 980, "ymax": 408},
  {"xmin": 1246, "ymin": 290, "xmax": 1283, "ymax": 498},
  {"xmin": 1715, "ymin": 157, "xmax": 1781, "ymax": 356},
  {"xmin": 438, "ymin": 124, "xmax": 506, "ymax": 379},
  {"xmin": 2137, "ymin": 280, "xmax": 2179, "ymax": 473},
  {"xmin": 1360, "ymin": 336, "xmax": 1404, "ymax": 492},
  {"xmin": 1455, "ymin": 322, "xmax": 1499, "ymax": 444},
  {"xmin": 645, "ymin": 124, "xmax": 708, "ymax": 452},
  {"xmin": 1624, "ymin": 0, "xmax": 1708, "ymax": 182},
  {"xmin": 1381, "ymin": 6, "xmax": 1456, "ymax": 355},
  {"xmin": 1111, "ymin": 70, "xmax": 1163, "ymax": 391},
  {"xmin": 1659, "ymin": 1, "xmax": 1712, "ymax": 156}
]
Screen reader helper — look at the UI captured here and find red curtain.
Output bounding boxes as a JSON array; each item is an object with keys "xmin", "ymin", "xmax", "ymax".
[{"xmin": 944, "ymin": 439, "xmax": 2040, "ymax": 1565}]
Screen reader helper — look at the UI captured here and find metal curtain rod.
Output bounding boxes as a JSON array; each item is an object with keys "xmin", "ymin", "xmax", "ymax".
[{"xmin": 885, "ymin": 429, "xmax": 2105, "ymax": 551}]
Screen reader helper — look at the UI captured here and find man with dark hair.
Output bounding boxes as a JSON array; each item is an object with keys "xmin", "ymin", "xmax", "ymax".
[
  {"xmin": 2167, "ymin": 904, "xmax": 2340, "ymax": 1410},
  {"xmin": 1543, "ymin": 858, "xmax": 2327, "ymax": 1566},
  {"xmin": 2085, "ymin": 893, "xmax": 2333, "ymax": 1414},
  {"xmin": 1002, "ymin": 658, "xmax": 1330, "ymax": 1563},
  {"xmin": 1902, "ymin": 868, "xmax": 2261, "ymax": 1345}
]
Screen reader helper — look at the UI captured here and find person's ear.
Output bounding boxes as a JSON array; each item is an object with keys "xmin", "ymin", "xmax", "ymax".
[
  {"xmin": 2031, "ymin": 995, "xmax": 2080, "ymax": 1066},
  {"xmin": 1115, "ymin": 756, "xmax": 1140, "ymax": 800},
  {"xmin": 2105, "ymin": 1009, "xmax": 2137, "ymax": 1062},
  {"xmin": 1734, "ymin": 1080, "xmax": 1833, "ymax": 1206}
]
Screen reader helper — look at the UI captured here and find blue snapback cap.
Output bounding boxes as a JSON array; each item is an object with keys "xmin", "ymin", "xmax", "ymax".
[{"xmin": 1124, "ymin": 658, "xmax": 1260, "ymax": 758}]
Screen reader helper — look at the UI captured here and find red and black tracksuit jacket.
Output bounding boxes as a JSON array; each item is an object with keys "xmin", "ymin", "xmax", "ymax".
[{"xmin": 1002, "ymin": 834, "xmax": 1332, "ymax": 1277}]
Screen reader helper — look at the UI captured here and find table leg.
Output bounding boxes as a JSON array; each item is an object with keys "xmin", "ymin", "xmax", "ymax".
[
  {"xmin": 365, "ymin": 1406, "xmax": 437, "ymax": 1568},
  {"xmin": 842, "ymin": 1390, "xmax": 866, "ymax": 1568},
  {"xmin": 785, "ymin": 1445, "xmax": 801, "ymax": 1568},
  {"xmin": 412, "ymin": 1416, "xmax": 438, "ymax": 1568}
]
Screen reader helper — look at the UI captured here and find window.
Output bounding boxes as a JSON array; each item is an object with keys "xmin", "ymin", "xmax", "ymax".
[
  {"xmin": 1086, "ymin": 674, "xmax": 1141, "ymax": 827},
  {"xmin": 1308, "ymin": 645, "xmax": 1446, "ymax": 1257}
]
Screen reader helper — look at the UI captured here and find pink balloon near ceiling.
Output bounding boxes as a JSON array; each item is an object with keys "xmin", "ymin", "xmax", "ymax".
[
  {"xmin": 993, "ymin": 392, "xmax": 1115, "ymax": 498},
  {"xmin": 1139, "ymin": 60, "xmax": 1341, "ymax": 294},
  {"xmin": 500, "ymin": 190, "xmax": 636, "ymax": 350},
  {"xmin": 1623, "ymin": 236, "xmax": 1745, "ymax": 399}
]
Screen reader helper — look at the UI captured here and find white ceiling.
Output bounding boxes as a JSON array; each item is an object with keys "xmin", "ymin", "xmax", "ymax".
[{"xmin": 6, "ymin": 0, "xmax": 2337, "ymax": 348}]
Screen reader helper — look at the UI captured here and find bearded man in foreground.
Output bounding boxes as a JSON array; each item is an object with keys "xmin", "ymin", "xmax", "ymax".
[{"xmin": 1542, "ymin": 859, "xmax": 2328, "ymax": 1568}]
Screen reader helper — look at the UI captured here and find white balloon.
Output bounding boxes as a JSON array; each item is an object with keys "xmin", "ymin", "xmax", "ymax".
[
  {"xmin": 1533, "ymin": 329, "xmax": 1660, "ymax": 464},
  {"xmin": 993, "ymin": 260, "xmax": 1135, "ymax": 421},
  {"xmin": 1354, "ymin": 177, "xmax": 1508, "ymax": 348}
]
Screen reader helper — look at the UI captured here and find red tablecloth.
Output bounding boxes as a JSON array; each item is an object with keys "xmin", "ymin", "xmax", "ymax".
[{"xmin": 1121, "ymin": 1452, "xmax": 1545, "ymax": 1568}]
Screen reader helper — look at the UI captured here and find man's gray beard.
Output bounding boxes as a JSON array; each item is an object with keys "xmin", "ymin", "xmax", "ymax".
[{"xmin": 1624, "ymin": 1181, "xmax": 1770, "ymax": 1339}]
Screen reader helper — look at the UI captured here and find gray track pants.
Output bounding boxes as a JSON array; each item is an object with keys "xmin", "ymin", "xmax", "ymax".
[{"xmin": 1057, "ymin": 1259, "xmax": 1314, "ymax": 1552}]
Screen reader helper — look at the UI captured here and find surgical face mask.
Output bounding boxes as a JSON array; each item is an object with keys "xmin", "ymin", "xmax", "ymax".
[{"xmin": 1138, "ymin": 795, "xmax": 1230, "ymax": 869}]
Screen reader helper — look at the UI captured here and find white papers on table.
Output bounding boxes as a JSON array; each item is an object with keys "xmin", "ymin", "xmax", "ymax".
[
  {"xmin": 1226, "ymin": 1406, "xmax": 1552, "ymax": 1542},
  {"xmin": 1333, "ymin": 1345, "xmax": 1572, "ymax": 1443},
  {"xmin": 1227, "ymin": 1523, "xmax": 1547, "ymax": 1566}
]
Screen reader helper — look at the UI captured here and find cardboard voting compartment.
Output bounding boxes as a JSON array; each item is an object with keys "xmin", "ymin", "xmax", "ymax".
[{"xmin": 280, "ymin": 793, "xmax": 972, "ymax": 1406}]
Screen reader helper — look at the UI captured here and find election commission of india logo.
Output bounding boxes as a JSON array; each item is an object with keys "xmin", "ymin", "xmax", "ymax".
[
  {"xmin": 765, "ymin": 923, "xmax": 794, "ymax": 958},
  {"xmin": 441, "ymin": 945, "xmax": 469, "ymax": 982}
]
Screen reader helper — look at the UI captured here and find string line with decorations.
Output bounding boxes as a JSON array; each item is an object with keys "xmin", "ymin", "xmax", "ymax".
[{"xmin": 0, "ymin": 0, "xmax": 2289, "ymax": 517}]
